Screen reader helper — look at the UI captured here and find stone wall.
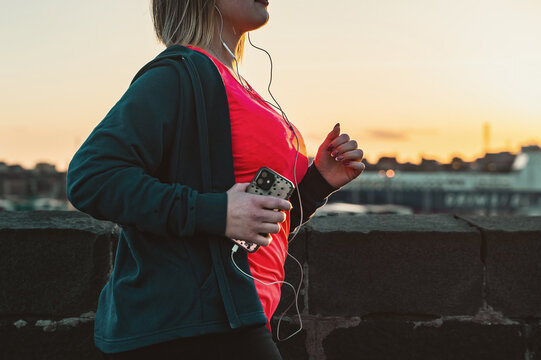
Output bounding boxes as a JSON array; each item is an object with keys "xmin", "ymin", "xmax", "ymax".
[{"xmin": 1, "ymin": 211, "xmax": 540, "ymax": 359}]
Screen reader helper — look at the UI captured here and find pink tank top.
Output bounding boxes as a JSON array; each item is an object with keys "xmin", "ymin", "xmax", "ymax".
[{"xmin": 186, "ymin": 46, "xmax": 309, "ymax": 329}]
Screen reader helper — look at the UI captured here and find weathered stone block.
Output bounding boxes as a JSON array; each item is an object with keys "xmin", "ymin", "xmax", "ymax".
[
  {"xmin": 271, "ymin": 317, "xmax": 308, "ymax": 360},
  {"xmin": 308, "ymin": 214, "xmax": 483, "ymax": 316},
  {"xmin": 532, "ymin": 321, "xmax": 541, "ymax": 360},
  {"xmin": 463, "ymin": 216, "xmax": 541, "ymax": 318},
  {"xmin": 0, "ymin": 315, "xmax": 100, "ymax": 360},
  {"xmin": 323, "ymin": 319, "xmax": 524, "ymax": 360},
  {"xmin": 0, "ymin": 211, "xmax": 118, "ymax": 317}
]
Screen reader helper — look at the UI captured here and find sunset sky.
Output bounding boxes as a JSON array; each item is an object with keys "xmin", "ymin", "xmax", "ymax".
[{"xmin": 1, "ymin": 0, "xmax": 540, "ymax": 172}]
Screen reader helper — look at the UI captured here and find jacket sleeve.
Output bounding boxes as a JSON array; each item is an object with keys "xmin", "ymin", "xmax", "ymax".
[
  {"xmin": 289, "ymin": 163, "xmax": 339, "ymax": 233},
  {"xmin": 66, "ymin": 63, "xmax": 227, "ymax": 238}
]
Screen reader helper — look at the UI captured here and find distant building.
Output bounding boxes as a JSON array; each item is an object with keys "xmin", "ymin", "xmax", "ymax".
[
  {"xmin": 0, "ymin": 161, "xmax": 67, "ymax": 210},
  {"xmin": 442, "ymin": 157, "xmax": 470, "ymax": 172},
  {"xmin": 419, "ymin": 158, "xmax": 442, "ymax": 172},
  {"xmin": 473, "ymin": 152, "xmax": 516, "ymax": 173},
  {"xmin": 330, "ymin": 145, "xmax": 541, "ymax": 215},
  {"xmin": 7, "ymin": 165, "xmax": 24, "ymax": 173},
  {"xmin": 33, "ymin": 162, "xmax": 57, "ymax": 174},
  {"xmin": 376, "ymin": 156, "xmax": 400, "ymax": 171}
]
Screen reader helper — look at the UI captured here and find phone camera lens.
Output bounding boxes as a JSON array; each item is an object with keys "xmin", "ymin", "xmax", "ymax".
[{"xmin": 258, "ymin": 171, "xmax": 275, "ymax": 191}]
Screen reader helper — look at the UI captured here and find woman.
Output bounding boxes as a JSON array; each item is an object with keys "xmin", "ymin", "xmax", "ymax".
[{"xmin": 67, "ymin": 0, "xmax": 365, "ymax": 358}]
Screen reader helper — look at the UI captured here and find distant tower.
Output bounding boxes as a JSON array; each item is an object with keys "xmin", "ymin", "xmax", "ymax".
[{"xmin": 483, "ymin": 122, "xmax": 491, "ymax": 154}]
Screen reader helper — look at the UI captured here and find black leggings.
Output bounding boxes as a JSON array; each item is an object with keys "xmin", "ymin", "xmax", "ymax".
[{"xmin": 100, "ymin": 324, "xmax": 282, "ymax": 360}]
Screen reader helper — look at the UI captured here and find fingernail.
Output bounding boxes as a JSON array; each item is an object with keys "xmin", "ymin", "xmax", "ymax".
[
  {"xmin": 327, "ymin": 144, "xmax": 334, "ymax": 151},
  {"xmin": 336, "ymin": 155, "xmax": 344, "ymax": 161},
  {"xmin": 331, "ymin": 150, "xmax": 338, "ymax": 157},
  {"xmin": 344, "ymin": 161, "xmax": 350, "ymax": 165}
]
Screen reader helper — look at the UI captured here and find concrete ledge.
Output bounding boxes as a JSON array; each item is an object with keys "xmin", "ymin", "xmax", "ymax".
[
  {"xmin": 461, "ymin": 216, "xmax": 541, "ymax": 318},
  {"xmin": 1, "ymin": 211, "xmax": 540, "ymax": 360},
  {"xmin": 0, "ymin": 211, "xmax": 119, "ymax": 317},
  {"xmin": 1, "ymin": 313, "xmax": 96, "ymax": 360},
  {"xmin": 307, "ymin": 214, "xmax": 483, "ymax": 317},
  {"xmin": 322, "ymin": 319, "xmax": 525, "ymax": 360}
]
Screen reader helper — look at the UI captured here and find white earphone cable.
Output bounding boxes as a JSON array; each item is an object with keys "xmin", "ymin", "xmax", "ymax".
[{"xmin": 215, "ymin": 6, "xmax": 305, "ymax": 340}]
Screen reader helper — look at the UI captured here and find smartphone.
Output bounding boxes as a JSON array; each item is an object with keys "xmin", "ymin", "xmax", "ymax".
[{"xmin": 231, "ymin": 167, "xmax": 295, "ymax": 253}]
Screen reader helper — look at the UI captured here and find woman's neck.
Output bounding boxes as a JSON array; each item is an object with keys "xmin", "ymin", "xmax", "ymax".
[{"xmin": 204, "ymin": 16, "xmax": 243, "ymax": 71}]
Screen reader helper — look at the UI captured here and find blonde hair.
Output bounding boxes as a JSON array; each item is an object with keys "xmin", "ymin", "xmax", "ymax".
[{"xmin": 151, "ymin": 0, "xmax": 246, "ymax": 61}]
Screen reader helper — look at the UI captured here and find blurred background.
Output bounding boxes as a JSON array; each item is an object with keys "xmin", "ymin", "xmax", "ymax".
[{"xmin": 1, "ymin": 0, "xmax": 540, "ymax": 215}]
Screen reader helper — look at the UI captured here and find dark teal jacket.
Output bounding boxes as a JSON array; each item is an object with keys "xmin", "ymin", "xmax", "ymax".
[{"xmin": 66, "ymin": 45, "xmax": 336, "ymax": 354}]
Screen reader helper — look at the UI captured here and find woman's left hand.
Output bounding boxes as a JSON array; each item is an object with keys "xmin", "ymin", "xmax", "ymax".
[{"xmin": 314, "ymin": 123, "xmax": 365, "ymax": 188}]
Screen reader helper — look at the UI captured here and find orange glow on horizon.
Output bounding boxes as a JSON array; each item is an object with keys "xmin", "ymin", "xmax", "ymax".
[
  {"xmin": 1, "ymin": 141, "xmax": 539, "ymax": 173},
  {"xmin": 1, "ymin": 1, "xmax": 540, "ymax": 173}
]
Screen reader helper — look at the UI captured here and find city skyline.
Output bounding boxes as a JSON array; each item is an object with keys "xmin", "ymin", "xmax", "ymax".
[
  {"xmin": 1, "ymin": 0, "xmax": 540, "ymax": 172},
  {"xmin": 3, "ymin": 144, "xmax": 537, "ymax": 173}
]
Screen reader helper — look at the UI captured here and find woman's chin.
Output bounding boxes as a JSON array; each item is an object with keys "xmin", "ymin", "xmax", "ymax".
[{"xmin": 247, "ymin": 13, "xmax": 270, "ymax": 31}]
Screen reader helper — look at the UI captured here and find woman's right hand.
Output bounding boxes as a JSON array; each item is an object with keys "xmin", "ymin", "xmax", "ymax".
[{"xmin": 225, "ymin": 183, "xmax": 292, "ymax": 247}]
